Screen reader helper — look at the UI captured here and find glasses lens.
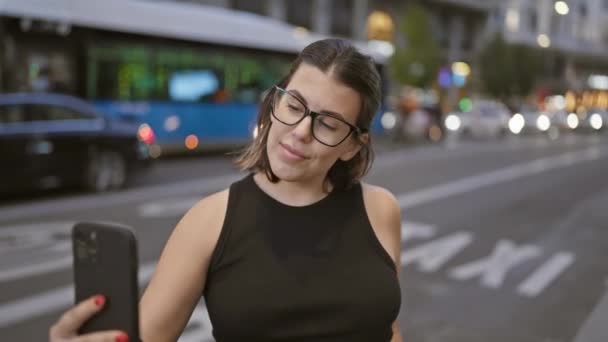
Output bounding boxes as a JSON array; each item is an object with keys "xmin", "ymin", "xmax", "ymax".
[
  {"xmin": 273, "ymin": 90, "xmax": 306, "ymax": 125},
  {"xmin": 313, "ymin": 114, "xmax": 352, "ymax": 146},
  {"xmin": 272, "ymin": 87, "xmax": 354, "ymax": 146}
]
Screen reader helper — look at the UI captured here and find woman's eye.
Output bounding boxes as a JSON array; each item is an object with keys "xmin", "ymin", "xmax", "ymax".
[{"xmin": 319, "ymin": 120, "xmax": 337, "ymax": 130}]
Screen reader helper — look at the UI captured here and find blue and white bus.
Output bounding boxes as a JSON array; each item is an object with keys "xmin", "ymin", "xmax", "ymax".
[{"xmin": 0, "ymin": 0, "xmax": 393, "ymax": 155}]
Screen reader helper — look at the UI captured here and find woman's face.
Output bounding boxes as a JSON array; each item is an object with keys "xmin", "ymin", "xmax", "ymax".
[{"xmin": 266, "ymin": 63, "xmax": 365, "ymax": 185}]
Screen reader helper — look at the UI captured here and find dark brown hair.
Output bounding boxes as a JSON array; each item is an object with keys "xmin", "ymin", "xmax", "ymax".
[{"xmin": 234, "ymin": 38, "xmax": 381, "ymax": 191}]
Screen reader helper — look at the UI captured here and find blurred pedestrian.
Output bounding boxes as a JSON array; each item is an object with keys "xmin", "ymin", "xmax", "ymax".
[{"xmin": 49, "ymin": 38, "xmax": 403, "ymax": 342}]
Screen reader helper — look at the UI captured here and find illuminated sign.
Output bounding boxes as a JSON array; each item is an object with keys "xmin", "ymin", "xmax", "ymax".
[{"xmin": 588, "ymin": 75, "xmax": 608, "ymax": 90}]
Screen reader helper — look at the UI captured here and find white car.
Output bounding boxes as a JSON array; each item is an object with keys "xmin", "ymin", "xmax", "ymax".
[{"xmin": 444, "ymin": 100, "xmax": 510, "ymax": 139}]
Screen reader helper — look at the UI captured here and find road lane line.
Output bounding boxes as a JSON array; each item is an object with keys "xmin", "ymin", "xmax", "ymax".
[
  {"xmin": 0, "ymin": 256, "xmax": 73, "ymax": 283},
  {"xmin": 401, "ymin": 221, "xmax": 436, "ymax": 242},
  {"xmin": 0, "ymin": 173, "xmax": 243, "ymax": 222},
  {"xmin": 139, "ymin": 196, "xmax": 200, "ymax": 218},
  {"xmin": 375, "ymin": 134, "xmax": 585, "ymax": 170},
  {"xmin": 449, "ymin": 240, "xmax": 541, "ymax": 289},
  {"xmin": 0, "ymin": 262, "xmax": 157, "ymax": 328},
  {"xmin": 0, "ymin": 222, "xmax": 74, "ymax": 254},
  {"xmin": 401, "ymin": 232, "xmax": 474, "ymax": 272},
  {"xmin": 517, "ymin": 252, "xmax": 575, "ymax": 297},
  {"xmin": 0, "ymin": 147, "xmax": 605, "ymax": 327},
  {"xmin": 397, "ymin": 147, "xmax": 603, "ymax": 209}
]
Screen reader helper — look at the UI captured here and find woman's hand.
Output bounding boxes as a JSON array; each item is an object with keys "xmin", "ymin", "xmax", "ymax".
[{"xmin": 49, "ymin": 294, "xmax": 129, "ymax": 342}]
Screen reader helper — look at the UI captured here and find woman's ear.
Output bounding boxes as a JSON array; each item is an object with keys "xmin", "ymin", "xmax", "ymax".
[{"xmin": 339, "ymin": 133, "xmax": 368, "ymax": 161}]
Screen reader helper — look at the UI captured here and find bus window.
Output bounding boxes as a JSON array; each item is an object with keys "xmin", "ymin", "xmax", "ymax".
[
  {"xmin": 87, "ymin": 43, "xmax": 291, "ymax": 104},
  {"xmin": 169, "ymin": 69, "xmax": 220, "ymax": 102}
]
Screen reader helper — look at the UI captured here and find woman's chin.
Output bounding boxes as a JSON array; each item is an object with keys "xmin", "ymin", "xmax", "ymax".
[
  {"xmin": 269, "ymin": 158, "xmax": 307, "ymax": 181},
  {"xmin": 271, "ymin": 166, "xmax": 303, "ymax": 181}
]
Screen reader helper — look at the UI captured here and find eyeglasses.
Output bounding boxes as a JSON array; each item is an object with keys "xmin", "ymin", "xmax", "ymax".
[{"xmin": 270, "ymin": 86, "xmax": 365, "ymax": 147}]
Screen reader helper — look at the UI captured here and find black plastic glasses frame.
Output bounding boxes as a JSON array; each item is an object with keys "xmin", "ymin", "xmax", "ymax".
[{"xmin": 271, "ymin": 86, "xmax": 366, "ymax": 147}]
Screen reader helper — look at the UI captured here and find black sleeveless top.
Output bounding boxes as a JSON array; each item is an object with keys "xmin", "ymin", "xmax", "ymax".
[{"xmin": 203, "ymin": 174, "xmax": 401, "ymax": 341}]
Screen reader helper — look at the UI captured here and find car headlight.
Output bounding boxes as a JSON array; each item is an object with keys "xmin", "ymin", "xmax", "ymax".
[
  {"xmin": 590, "ymin": 113, "xmax": 603, "ymax": 130},
  {"xmin": 444, "ymin": 114, "xmax": 461, "ymax": 131},
  {"xmin": 567, "ymin": 113, "xmax": 579, "ymax": 129},
  {"xmin": 509, "ymin": 113, "xmax": 525, "ymax": 134},
  {"xmin": 381, "ymin": 112, "xmax": 397, "ymax": 130},
  {"xmin": 536, "ymin": 114, "xmax": 551, "ymax": 131}
]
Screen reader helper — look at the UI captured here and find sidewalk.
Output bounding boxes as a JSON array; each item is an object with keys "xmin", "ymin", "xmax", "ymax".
[{"xmin": 572, "ymin": 290, "xmax": 608, "ymax": 342}]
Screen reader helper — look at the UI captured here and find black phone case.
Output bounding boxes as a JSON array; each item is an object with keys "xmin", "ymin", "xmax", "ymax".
[{"xmin": 72, "ymin": 221, "xmax": 140, "ymax": 340}]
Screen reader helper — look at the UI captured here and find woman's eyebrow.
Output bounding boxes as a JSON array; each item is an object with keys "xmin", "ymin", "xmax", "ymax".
[{"xmin": 288, "ymin": 88, "xmax": 347, "ymax": 120}]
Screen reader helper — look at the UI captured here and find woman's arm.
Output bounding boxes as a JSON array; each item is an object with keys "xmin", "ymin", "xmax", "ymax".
[
  {"xmin": 139, "ymin": 189, "xmax": 229, "ymax": 342},
  {"xmin": 362, "ymin": 184, "xmax": 404, "ymax": 342}
]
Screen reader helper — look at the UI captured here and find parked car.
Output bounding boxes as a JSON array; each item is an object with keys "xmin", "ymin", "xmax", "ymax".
[
  {"xmin": 444, "ymin": 100, "xmax": 510, "ymax": 139},
  {"xmin": 0, "ymin": 93, "xmax": 155, "ymax": 195}
]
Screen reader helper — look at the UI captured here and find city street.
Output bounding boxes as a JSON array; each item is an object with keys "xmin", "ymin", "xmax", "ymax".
[{"xmin": 1, "ymin": 133, "xmax": 607, "ymax": 342}]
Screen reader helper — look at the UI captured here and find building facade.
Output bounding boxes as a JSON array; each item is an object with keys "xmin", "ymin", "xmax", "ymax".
[
  {"xmin": 157, "ymin": 0, "xmax": 608, "ymax": 94},
  {"xmin": 176, "ymin": 0, "xmax": 490, "ymax": 61},
  {"xmin": 491, "ymin": 0, "xmax": 608, "ymax": 91}
]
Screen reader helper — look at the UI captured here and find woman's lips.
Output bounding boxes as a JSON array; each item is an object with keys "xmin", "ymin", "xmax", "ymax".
[{"xmin": 280, "ymin": 143, "xmax": 308, "ymax": 161}]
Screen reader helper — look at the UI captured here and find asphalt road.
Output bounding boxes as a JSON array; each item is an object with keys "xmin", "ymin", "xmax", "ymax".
[{"xmin": 1, "ymin": 133, "xmax": 607, "ymax": 342}]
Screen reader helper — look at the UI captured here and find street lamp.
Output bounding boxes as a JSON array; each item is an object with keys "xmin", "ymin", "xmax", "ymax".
[
  {"xmin": 537, "ymin": 34, "xmax": 551, "ymax": 48},
  {"xmin": 451, "ymin": 62, "xmax": 471, "ymax": 77},
  {"xmin": 554, "ymin": 1, "xmax": 569, "ymax": 15}
]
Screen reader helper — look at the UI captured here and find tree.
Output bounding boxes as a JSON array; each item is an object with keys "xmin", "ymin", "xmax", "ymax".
[
  {"xmin": 390, "ymin": 4, "xmax": 442, "ymax": 88},
  {"xmin": 477, "ymin": 32, "xmax": 543, "ymax": 102}
]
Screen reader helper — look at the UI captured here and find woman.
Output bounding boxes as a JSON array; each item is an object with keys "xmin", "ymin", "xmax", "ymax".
[{"xmin": 50, "ymin": 39, "xmax": 403, "ymax": 342}]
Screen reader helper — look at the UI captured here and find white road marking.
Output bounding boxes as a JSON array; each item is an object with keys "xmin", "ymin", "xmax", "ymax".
[
  {"xmin": 517, "ymin": 252, "xmax": 575, "ymax": 297},
  {"xmin": 0, "ymin": 222, "xmax": 75, "ymax": 282},
  {"xmin": 401, "ymin": 221, "xmax": 437, "ymax": 242},
  {"xmin": 401, "ymin": 232, "xmax": 473, "ymax": 272},
  {"xmin": 0, "ymin": 256, "xmax": 73, "ymax": 283},
  {"xmin": 449, "ymin": 240, "xmax": 541, "ymax": 288},
  {"xmin": 0, "ymin": 222, "xmax": 74, "ymax": 253},
  {"xmin": 0, "ymin": 173, "xmax": 242, "ymax": 222},
  {"xmin": 139, "ymin": 196, "xmax": 200, "ymax": 218},
  {"xmin": 397, "ymin": 147, "xmax": 602, "ymax": 209},
  {"xmin": 0, "ymin": 262, "xmax": 157, "ymax": 328}
]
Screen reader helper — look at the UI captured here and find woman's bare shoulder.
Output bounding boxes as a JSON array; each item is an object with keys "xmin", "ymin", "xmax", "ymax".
[
  {"xmin": 360, "ymin": 183, "xmax": 400, "ymax": 212},
  {"xmin": 188, "ymin": 188, "xmax": 230, "ymax": 220},
  {"xmin": 176, "ymin": 187, "xmax": 230, "ymax": 243},
  {"xmin": 360, "ymin": 182, "xmax": 402, "ymax": 263}
]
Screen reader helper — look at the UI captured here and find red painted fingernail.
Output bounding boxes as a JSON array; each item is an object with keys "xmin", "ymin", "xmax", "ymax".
[
  {"xmin": 115, "ymin": 332, "xmax": 129, "ymax": 342},
  {"xmin": 94, "ymin": 294, "xmax": 105, "ymax": 307}
]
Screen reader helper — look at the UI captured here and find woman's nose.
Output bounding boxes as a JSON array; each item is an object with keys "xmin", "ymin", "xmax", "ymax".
[{"xmin": 291, "ymin": 115, "xmax": 313, "ymax": 142}]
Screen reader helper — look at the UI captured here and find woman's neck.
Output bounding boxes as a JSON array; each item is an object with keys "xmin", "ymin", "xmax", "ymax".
[{"xmin": 253, "ymin": 172, "xmax": 332, "ymax": 207}]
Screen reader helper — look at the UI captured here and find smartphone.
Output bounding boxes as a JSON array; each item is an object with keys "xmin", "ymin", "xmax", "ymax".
[{"xmin": 72, "ymin": 221, "xmax": 140, "ymax": 340}]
